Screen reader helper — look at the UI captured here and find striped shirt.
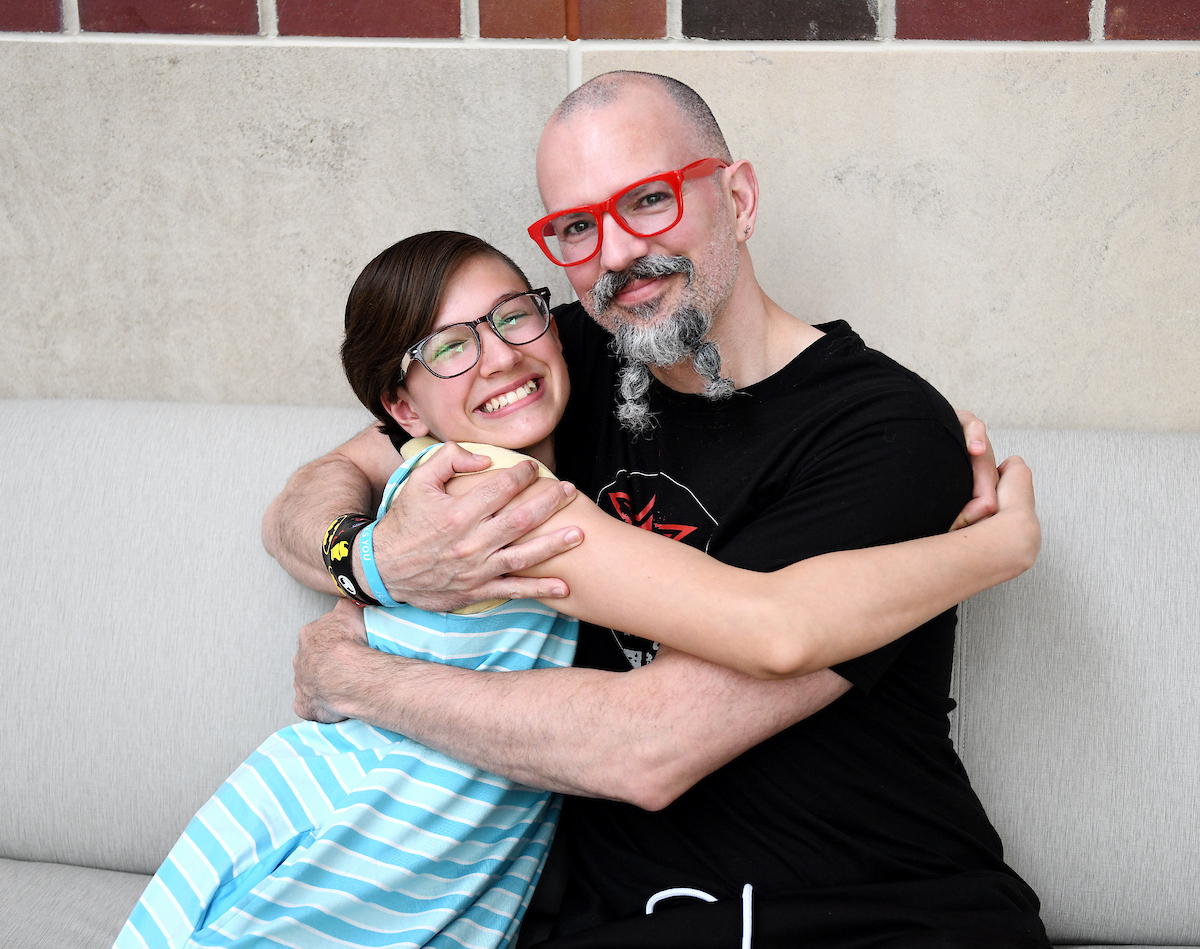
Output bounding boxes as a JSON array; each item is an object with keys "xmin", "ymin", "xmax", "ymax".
[{"xmin": 116, "ymin": 447, "xmax": 578, "ymax": 948}]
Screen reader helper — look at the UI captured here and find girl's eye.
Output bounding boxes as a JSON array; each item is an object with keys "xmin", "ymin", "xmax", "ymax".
[
  {"xmin": 429, "ymin": 338, "xmax": 469, "ymax": 363},
  {"xmin": 496, "ymin": 309, "xmax": 529, "ymax": 330}
]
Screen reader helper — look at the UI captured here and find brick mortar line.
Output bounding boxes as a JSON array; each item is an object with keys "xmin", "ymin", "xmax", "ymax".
[
  {"xmin": 461, "ymin": 0, "xmax": 480, "ymax": 40},
  {"xmin": 258, "ymin": 0, "xmax": 277, "ymax": 38},
  {"xmin": 61, "ymin": 0, "xmax": 80, "ymax": 34},
  {"xmin": 3, "ymin": 33, "xmax": 1197, "ymax": 50},
  {"xmin": 1090, "ymin": 0, "xmax": 1106, "ymax": 42},
  {"xmin": 567, "ymin": 38, "xmax": 582, "ymax": 90},
  {"xmin": 666, "ymin": 0, "xmax": 683, "ymax": 41},
  {"xmin": 874, "ymin": 0, "xmax": 897, "ymax": 42}
]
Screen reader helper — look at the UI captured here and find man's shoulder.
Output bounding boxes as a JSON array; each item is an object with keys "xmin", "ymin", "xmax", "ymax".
[{"xmin": 801, "ymin": 321, "xmax": 961, "ymax": 434}]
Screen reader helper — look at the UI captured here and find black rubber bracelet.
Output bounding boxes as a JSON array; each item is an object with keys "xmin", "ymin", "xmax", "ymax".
[{"xmin": 322, "ymin": 513, "xmax": 381, "ymax": 607}]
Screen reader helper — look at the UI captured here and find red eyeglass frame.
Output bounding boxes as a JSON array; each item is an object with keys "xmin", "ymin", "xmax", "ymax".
[{"xmin": 527, "ymin": 157, "xmax": 729, "ymax": 267}]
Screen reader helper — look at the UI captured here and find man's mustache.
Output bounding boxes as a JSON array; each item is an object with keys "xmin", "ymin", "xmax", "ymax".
[{"xmin": 589, "ymin": 255, "xmax": 695, "ymax": 313}]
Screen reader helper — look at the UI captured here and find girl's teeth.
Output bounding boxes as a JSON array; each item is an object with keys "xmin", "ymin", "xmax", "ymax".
[{"xmin": 483, "ymin": 380, "xmax": 538, "ymax": 414}]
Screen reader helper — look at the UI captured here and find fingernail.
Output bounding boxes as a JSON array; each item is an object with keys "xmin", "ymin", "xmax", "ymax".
[
  {"xmin": 970, "ymin": 439, "xmax": 985, "ymax": 452},
  {"xmin": 562, "ymin": 481, "xmax": 576, "ymax": 496},
  {"xmin": 551, "ymin": 586, "xmax": 567, "ymax": 598},
  {"xmin": 565, "ymin": 528, "xmax": 582, "ymax": 544}
]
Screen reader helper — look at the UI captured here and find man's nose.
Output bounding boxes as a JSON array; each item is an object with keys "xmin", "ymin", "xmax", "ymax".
[{"xmin": 597, "ymin": 212, "xmax": 651, "ymax": 275}]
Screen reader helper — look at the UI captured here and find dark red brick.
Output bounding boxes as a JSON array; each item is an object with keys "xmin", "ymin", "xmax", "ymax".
[
  {"xmin": 480, "ymin": 0, "xmax": 564, "ymax": 37},
  {"xmin": 80, "ymin": 0, "xmax": 258, "ymax": 33},
  {"xmin": 0, "ymin": 0, "xmax": 60, "ymax": 31},
  {"xmin": 1108, "ymin": 0, "xmax": 1200, "ymax": 39},
  {"xmin": 580, "ymin": 0, "xmax": 666, "ymax": 38},
  {"xmin": 896, "ymin": 0, "xmax": 1089, "ymax": 40},
  {"xmin": 278, "ymin": 0, "xmax": 459, "ymax": 37},
  {"xmin": 684, "ymin": 0, "xmax": 876, "ymax": 40}
]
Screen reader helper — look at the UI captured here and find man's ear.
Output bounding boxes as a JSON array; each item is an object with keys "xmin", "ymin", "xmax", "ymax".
[
  {"xmin": 724, "ymin": 159, "xmax": 759, "ymax": 244},
  {"xmin": 381, "ymin": 389, "xmax": 431, "ymax": 438}
]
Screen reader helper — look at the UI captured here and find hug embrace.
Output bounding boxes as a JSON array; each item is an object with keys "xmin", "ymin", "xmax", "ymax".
[{"xmin": 118, "ymin": 72, "xmax": 1048, "ymax": 949}]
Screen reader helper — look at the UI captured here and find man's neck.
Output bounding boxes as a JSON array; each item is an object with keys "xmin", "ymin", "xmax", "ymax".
[{"xmin": 649, "ymin": 278, "xmax": 823, "ymax": 395}]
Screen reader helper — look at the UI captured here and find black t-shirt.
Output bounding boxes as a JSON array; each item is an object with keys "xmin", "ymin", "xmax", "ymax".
[{"xmin": 540, "ymin": 304, "xmax": 1047, "ymax": 948}]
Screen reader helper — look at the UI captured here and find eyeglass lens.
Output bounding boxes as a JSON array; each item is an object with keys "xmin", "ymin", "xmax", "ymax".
[
  {"xmin": 543, "ymin": 177, "xmax": 680, "ymax": 265},
  {"xmin": 419, "ymin": 292, "xmax": 549, "ymax": 378}
]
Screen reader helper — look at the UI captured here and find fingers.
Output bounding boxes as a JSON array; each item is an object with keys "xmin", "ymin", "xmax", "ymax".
[
  {"xmin": 951, "ymin": 409, "xmax": 1000, "ymax": 531},
  {"xmin": 949, "ymin": 497, "xmax": 996, "ymax": 532},
  {"xmin": 408, "ymin": 442, "xmax": 495, "ymax": 487},
  {"xmin": 995, "ymin": 455, "xmax": 1041, "ymax": 568},
  {"xmin": 995, "ymin": 455, "xmax": 1035, "ymax": 509},
  {"xmin": 471, "ymin": 575, "xmax": 575, "ymax": 604},
  {"xmin": 292, "ymin": 602, "xmax": 364, "ymax": 722},
  {"xmin": 956, "ymin": 409, "xmax": 988, "ymax": 457},
  {"xmin": 496, "ymin": 524, "xmax": 584, "ymax": 573},
  {"xmin": 483, "ymin": 479, "xmax": 578, "ymax": 544}
]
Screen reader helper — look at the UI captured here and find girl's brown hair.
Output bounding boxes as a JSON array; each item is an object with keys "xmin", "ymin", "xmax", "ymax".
[{"xmin": 341, "ymin": 231, "xmax": 531, "ymax": 442}]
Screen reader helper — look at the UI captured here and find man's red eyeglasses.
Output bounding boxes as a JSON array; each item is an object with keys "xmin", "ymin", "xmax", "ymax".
[{"xmin": 527, "ymin": 157, "xmax": 728, "ymax": 267}]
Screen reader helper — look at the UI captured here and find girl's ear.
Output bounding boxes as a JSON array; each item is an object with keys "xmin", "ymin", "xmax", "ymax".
[{"xmin": 381, "ymin": 389, "xmax": 431, "ymax": 438}]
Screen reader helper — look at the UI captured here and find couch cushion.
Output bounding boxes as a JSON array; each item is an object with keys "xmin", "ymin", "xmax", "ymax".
[
  {"xmin": 953, "ymin": 430, "xmax": 1200, "ymax": 947},
  {"xmin": 0, "ymin": 399, "xmax": 373, "ymax": 875},
  {"xmin": 0, "ymin": 857, "xmax": 150, "ymax": 949}
]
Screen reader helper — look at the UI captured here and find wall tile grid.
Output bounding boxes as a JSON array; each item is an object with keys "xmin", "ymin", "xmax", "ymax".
[{"xmin": 4, "ymin": 0, "xmax": 1200, "ymax": 38}]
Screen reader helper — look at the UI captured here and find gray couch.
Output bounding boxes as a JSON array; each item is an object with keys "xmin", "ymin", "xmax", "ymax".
[{"xmin": 1, "ymin": 399, "xmax": 1197, "ymax": 948}]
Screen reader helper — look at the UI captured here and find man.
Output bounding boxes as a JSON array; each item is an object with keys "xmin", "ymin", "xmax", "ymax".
[{"xmin": 264, "ymin": 72, "xmax": 1048, "ymax": 947}]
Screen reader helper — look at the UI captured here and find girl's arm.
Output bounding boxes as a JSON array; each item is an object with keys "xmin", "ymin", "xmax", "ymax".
[{"xmin": 446, "ymin": 454, "xmax": 1039, "ymax": 680}]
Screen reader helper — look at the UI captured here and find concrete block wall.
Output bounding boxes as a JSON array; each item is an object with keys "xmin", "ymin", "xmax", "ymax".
[{"xmin": 2, "ymin": 0, "xmax": 1198, "ymax": 431}]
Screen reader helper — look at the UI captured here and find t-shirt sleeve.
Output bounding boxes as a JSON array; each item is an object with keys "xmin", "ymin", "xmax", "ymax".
[{"xmin": 714, "ymin": 415, "xmax": 972, "ymax": 694}]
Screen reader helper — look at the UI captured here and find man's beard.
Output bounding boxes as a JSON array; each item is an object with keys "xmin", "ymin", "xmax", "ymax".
[{"xmin": 586, "ymin": 254, "xmax": 735, "ymax": 435}]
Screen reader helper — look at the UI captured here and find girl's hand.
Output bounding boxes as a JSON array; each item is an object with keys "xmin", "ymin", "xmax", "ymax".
[{"xmin": 992, "ymin": 455, "xmax": 1041, "ymax": 574}]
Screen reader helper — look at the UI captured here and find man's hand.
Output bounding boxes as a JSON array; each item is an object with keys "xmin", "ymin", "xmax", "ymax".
[
  {"xmin": 951, "ymin": 409, "xmax": 1000, "ymax": 530},
  {"xmin": 367, "ymin": 443, "xmax": 583, "ymax": 612},
  {"xmin": 293, "ymin": 598, "xmax": 370, "ymax": 723}
]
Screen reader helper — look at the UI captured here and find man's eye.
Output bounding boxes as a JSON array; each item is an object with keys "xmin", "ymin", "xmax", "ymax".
[
  {"xmin": 635, "ymin": 188, "xmax": 672, "ymax": 210},
  {"xmin": 559, "ymin": 218, "xmax": 595, "ymax": 240}
]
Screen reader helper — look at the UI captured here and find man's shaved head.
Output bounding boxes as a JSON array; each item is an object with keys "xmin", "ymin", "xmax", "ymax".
[
  {"xmin": 538, "ymin": 71, "xmax": 744, "ymax": 432},
  {"xmin": 551, "ymin": 71, "xmax": 732, "ymax": 164}
]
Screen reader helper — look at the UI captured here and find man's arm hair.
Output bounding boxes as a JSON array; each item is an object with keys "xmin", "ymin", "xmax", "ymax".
[
  {"xmin": 262, "ymin": 426, "xmax": 397, "ymax": 595},
  {"xmin": 295, "ymin": 601, "xmax": 851, "ymax": 811}
]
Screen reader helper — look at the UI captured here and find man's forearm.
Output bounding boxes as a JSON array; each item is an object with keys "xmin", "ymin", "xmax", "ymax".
[
  {"xmin": 263, "ymin": 451, "xmax": 379, "ymax": 595},
  {"xmin": 313, "ymin": 631, "xmax": 848, "ymax": 811}
]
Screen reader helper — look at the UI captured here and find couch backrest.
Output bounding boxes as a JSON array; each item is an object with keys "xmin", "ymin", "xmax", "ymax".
[
  {"xmin": 2, "ymin": 403, "xmax": 1198, "ymax": 945},
  {"xmin": 953, "ymin": 429, "xmax": 1200, "ymax": 947},
  {"xmin": 0, "ymin": 399, "xmax": 371, "ymax": 875}
]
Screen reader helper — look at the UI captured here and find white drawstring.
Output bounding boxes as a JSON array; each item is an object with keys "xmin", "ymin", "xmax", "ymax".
[
  {"xmin": 645, "ymin": 887, "xmax": 717, "ymax": 914},
  {"xmin": 741, "ymin": 883, "xmax": 753, "ymax": 949},
  {"xmin": 643, "ymin": 883, "xmax": 754, "ymax": 948}
]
